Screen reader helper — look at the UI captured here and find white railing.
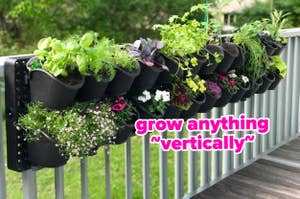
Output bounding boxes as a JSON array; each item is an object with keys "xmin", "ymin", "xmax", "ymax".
[{"xmin": 0, "ymin": 29, "xmax": 300, "ymax": 199}]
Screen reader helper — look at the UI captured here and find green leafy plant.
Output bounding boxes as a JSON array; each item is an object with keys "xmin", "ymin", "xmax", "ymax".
[
  {"xmin": 268, "ymin": 10, "xmax": 290, "ymax": 43},
  {"xmin": 17, "ymin": 102, "xmax": 119, "ymax": 157},
  {"xmin": 270, "ymin": 55, "xmax": 287, "ymax": 78},
  {"xmin": 113, "ymin": 48, "xmax": 139, "ymax": 72}
]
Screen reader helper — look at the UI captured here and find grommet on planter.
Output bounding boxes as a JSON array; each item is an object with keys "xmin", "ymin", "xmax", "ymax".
[
  {"xmin": 256, "ymin": 73, "xmax": 275, "ymax": 94},
  {"xmin": 180, "ymin": 94, "xmax": 206, "ymax": 119},
  {"xmin": 27, "ymin": 131, "xmax": 68, "ymax": 168},
  {"xmin": 198, "ymin": 44, "xmax": 224, "ymax": 75},
  {"xmin": 230, "ymin": 82, "xmax": 250, "ymax": 103},
  {"xmin": 216, "ymin": 42, "xmax": 239, "ymax": 74},
  {"xmin": 268, "ymin": 72, "xmax": 282, "ymax": 90},
  {"xmin": 106, "ymin": 64, "xmax": 141, "ymax": 97},
  {"xmin": 30, "ymin": 69, "xmax": 84, "ymax": 109},
  {"xmin": 242, "ymin": 78, "xmax": 263, "ymax": 100},
  {"xmin": 76, "ymin": 76, "xmax": 110, "ymax": 102}
]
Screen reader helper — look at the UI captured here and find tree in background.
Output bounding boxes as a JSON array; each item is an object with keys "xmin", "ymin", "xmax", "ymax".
[
  {"xmin": 0, "ymin": 0, "xmax": 200, "ymax": 55},
  {"xmin": 234, "ymin": 0, "xmax": 299, "ymax": 28}
]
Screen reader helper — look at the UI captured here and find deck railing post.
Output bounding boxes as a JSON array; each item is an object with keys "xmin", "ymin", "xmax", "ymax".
[{"xmin": 0, "ymin": 92, "xmax": 6, "ymax": 199}]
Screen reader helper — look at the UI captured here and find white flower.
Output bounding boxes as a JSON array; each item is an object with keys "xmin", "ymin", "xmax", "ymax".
[
  {"xmin": 162, "ymin": 91, "xmax": 170, "ymax": 102},
  {"xmin": 138, "ymin": 90, "xmax": 151, "ymax": 103},
  {"xmin": 154, "ymin": 90, "xmax": 170, "ymax": 102},
  {"xmin": 228, "ymin": 73, "xmax": 237, "ymax": 79},
  {"xmin": 241, "ymin": 75, "xmax": 249, "ymax": 83}
]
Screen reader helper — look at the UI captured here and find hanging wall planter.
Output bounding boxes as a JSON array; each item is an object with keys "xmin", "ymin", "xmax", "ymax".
[
  {"xmin": 256, "ymin": 72, "xmax": 275, "ymax": 94},
  {"xmin": 230, "ymin": 83, "xmax": 250, "ymax": 103},
  {"xmin": 242, "ymin": 78, "xmax": 263, "ymax": 100},
  {"xmin": 198, "ymin": 92, "xmax": 219, "ymax": 113},
  {"xmin": 156, "ymin": 53, "xmax": 180, "ymax": 85},
  {"xmin": 216, "ymin": 42, "xmax": 239, "ymax": 74},
  {"xmin": 268, "ymin": 72, "xmax": 282, "ymax": 90},
  {"xmin": 27, "ymin": 131, "xmax": 68, "ymax": 168},
  {"xmin": 163, "ymin": 105, "xmax": 183, "ymax": 119},
  {"xmin": 190, "ymin": 54, "xmax": 207, "ymax": 75},
  {"xmin": 106, "ymin": 64, "xmax": 141, "ymax": 97},
  {"xmin": 198, "ymin": 44, "xmax": 224, "ymax": 75},
  {"xmin": 214, "ymin": 88, "xmax": 234, "ymax": 108},
  {"xmin": 136, "ymin": 103, "xmax": 163, "ymax": 119},
  {"xmin": 76, "ymin": 76, "xmax": 110, "ymax": 102},
  {"xmin": 180, "ymin": 94, "xmax": 206, "ymax": 119},
  {"xmin": 273, "ymin": 43, "xmax": 287, "ymax": 55},
  {"xmin": 30, "ymin": 69, "xmax": 84, "ymax": 109}
]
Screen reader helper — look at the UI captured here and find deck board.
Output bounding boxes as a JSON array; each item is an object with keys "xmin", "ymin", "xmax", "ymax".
[{"xmin": 192, "ymin": 137, "xmax": 300, "ymax": 199}]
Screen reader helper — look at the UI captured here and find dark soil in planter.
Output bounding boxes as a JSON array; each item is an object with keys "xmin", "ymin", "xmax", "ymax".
[
  {"xmin": 198, "ymin": 44, "xmax": 224, "ymax": 75},
  {"xmin": 216, "ymin": 42, "xmax": 239, "ymax": 74},
  {"xmin": 136, "ymin": 103, "xmax": 163, "ymax": 119},
  {"xmin": 156, "ymin": 53, "xmax": 180, "ymax": 85},
  {"xmin": 30, "ymin": 69, "xmax": 84, "ymax": 109},
  {"xmin": 273, "ymin": 43, "xmax": 287, "ymax": 56},
  {"xmin": 112, "ymin": 109, "xmax": 139, "ymax": 144},
  {"xmin": 269, "ymin": 72, "xmax": 283, "ymax": 90},
  {"xmin": 241, "ymin": 78, "xmax": 263, "ymax": 100},
  {"xmin": 27, "ymin": 131, "xmax": 68, "ymax": 167},
  {"xmin": 256, "ymin": 72, "xmax": 275, "ymax": 94},
  {"xmin": 214, "ymin": 88, "xmax": 233, "ymax": 108},
  {"xmin": 106, "ymin": 64, "xmax": 141, "ymax": 97},
  {"xmin": 230, "ymin": 83, "xmax": 250, "ymax": 103},
  {"xmin": 198, "ymin": 92, "xmax": 219, "ymax": 113},
  {"xmin": 76, "ymin": 76, "xmax": 109, "ymax": 102},
  {"xmin": 180, "ymin": 94, "xmax": 206, "ymax": 119},
  {"xmin": 132, "ymin": 60, "xmax": 164, "ymax": 91},
  {"xmin": 163, "ymin": 105, "xmax": 183, "ymax": 119}
]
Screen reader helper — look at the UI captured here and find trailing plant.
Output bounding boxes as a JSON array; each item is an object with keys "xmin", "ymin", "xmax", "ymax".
[
  {"xmin": 233, "ymin": 20, "xmax": 269, "ymax": 81},
  {"xmin": 137, "ymin": 90, "xmax": 170, "ymax": 115},
  {"xmin": 171, "ymin": 83, "xmax": 193, "ymax": 110},
  {"xmin": 17, "ymin": 102, "xmax": 119, "ymax": 157},
  {"xmin": 270, "ymin": 55, "xmax": 287, "ymax": 78},
  {"xmin": 76, "ymin": 33, "xmax": 116, "ymax": 81},
  {"xmin": 113, "ymin": 47, "xmax": 139, "ymax": 72}
]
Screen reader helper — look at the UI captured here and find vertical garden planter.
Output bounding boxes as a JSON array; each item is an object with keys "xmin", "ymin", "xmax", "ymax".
[
  {"xmin": 76, "ymin": 76, "xmax": 109, "ymax": 102},
  {"xmin": 136, "ymin": 103, "xmax": 163, "ymax": 119},
  {"xmin": 198, "ymin": 44, "xmax": 224, "ymax": 75},
  {"xmin": 132, "ymin": 62, "xmax": 164, "ymax": 91},
  {"xmin": 216, "ymin": 42, "xmax": 239, "ymax": 74},
  {"xmin": 180, "ymin": 94, "xmax": 206, "ymax": 119},
  {"xmin": 30, "ymin": 69, "xmax": 84, "ymax": 109},
  {"xmin": 256, "ymin": 72, "xmax": 275, "ymax": 94},
  {"xmin": 242, "ymin": 78, "xmax": 263, "ymax": 100},
  {"xmin": 198, "ymin": 92, "xmax": 220, "ymax": 113},
  {"xmin": 230, "ymin": 83, "xmax": 250, "ymax": 103},
  {"xmin": 268, "ymin": 72, "xmax": 283, "ymax": 90},
  {"xmin": 214, "ymin": 89, "xmax": 233, "ymax": 108},
  {"xmin": 163, "ymin": 105, "xmax": 183, "ymax": 119},
  {"xmin": 190, "ymin": 54, "xmax": 207, "ymax": 75},
  {"xmin": 27, "ymin": 131, "xmax": 68, "ymax": 168},
  {"xmin": 106, "ymin": 64, "xmax": 141, "ymax": 97},
  {"xmin": 231, "ymin": 46, "xmax": 250, "ymax": 72},
  {"xmin": 273, "ymin": 43, "xmax": 287, "ymax": 55},
  {"xmin": 156, "ymin": 53, "xmax": 179, "ymax": 85}
]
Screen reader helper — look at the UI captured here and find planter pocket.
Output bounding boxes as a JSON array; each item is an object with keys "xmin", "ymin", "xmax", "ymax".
[
  {"xmin": 256, "ymin": 73, "xmax": 275, "ymax": 94},
  {"xmin": 231, "ymin": 46, "xmax": 249, "ymax": 72},
  {"xmin": 163, "ymin": 105, "xmax": 183, "ymax": 119},
  {"xmin": 180, "ymin": 94, "xmax": 206, "ymax": 119},
  {"xmin": 27, "ymin": 131, "xmax": 68, "ymax": 167},
  {"xmin": 136, "ymin": 103, "xmax": 163, "ymax": 119},
  {"xmin": 214, "ymin": 89, "xmax": 233, "ymax": 108},
  {"xmin": 198, "ymin": 92, "xmax": 219, "ymax": 113},
  {"xmin": 273, "ymin": 43, "xmax": 287, "ymax": 56},
  {"xmin": 199, "ymin": 44, "xmax": 224, "ymax": 75},
  {"xmin": 156, "ymin": 53, "xmax": 179, "ymax": 85},
  {"xmin": 106, "ymin": 65, "xmax": 141, "ymax": 97},
  {"xmin": 30, "ymin": 69, "xmax": 84, "ymax": 109},
  {"xmin": 242, "ymin": 78, "xmax": 263, "ymax": 100},
  {"xmin": 216, "ymin": 43, "xmax": 239, "ymax": 74},
  {"xmin": 230, "ymin": 83, "xmax": 250, "ymax": 103},
  {"xmin": 268, "ymin": 72, "xmax": 283, "ymax": 90},
  {"xmin": 77, "ymin": 76, "xmax": 110, "ymax": 102}
]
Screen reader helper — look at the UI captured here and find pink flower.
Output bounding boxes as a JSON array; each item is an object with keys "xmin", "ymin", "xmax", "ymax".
[
  {"xmin": 111, "ymin": 103, "xmax": 128, "ymax": 111},
  {"xmin": 144, "ymin": 61, "xmax": 154, "ymax": 67},
  {"xmin": 229, "ymin": 79, "xmax": 235, "ymax": 87},
  {"xmin": 117, "ymin": 97, "xmax": 125, "ymax": 104},
  {"xmin": 218, "ymin": 75, "xmax": 228, "ymax": 82}
]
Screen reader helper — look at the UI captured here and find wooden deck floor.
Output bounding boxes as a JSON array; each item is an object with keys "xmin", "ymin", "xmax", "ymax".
[{"xmin": 193, "ymin": 137, "xmax": 300, "ymax": 199}]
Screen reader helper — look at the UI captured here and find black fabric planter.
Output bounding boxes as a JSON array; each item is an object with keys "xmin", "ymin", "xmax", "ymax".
[
  {"xmin": 256, "ymin": 73, "xmax": 275, "ymax": 94},
  {"xmin": 77, "ymin": 76, "xmax": 110, "ymax": 102},
  {"xmin": 263, "ymin": 41, "xmax": 277, "ymax": 56},
  {"xmin": 30, "ymin": 69, "xmax": 84, "ymax": 109},
  {"xmin": 156, "ymin": 53, "xmax": 179, "ymax": 85},
  {"xmin": 216, "ymin": 42, "xmax": 239, "ymax": 74},
  {"xmin": 190, "ymin": 54, "xmax": 206, "ymax": 75},
  {"xmin": 269, "ymin": 72, "xmax": 283, "ymax": 90},
  {"xmin": 163, "ymin": 105, "xmax": 183, "ymax": 119},
  {"xmin": 132, "ymin": 62, "xmax": 163, "ymax": 91},
  {"xmin": 106, "ymin": 65, "xmax": 141, "ymax": 97},
  {"xmin": 198, "ymin": 45, "xmax": 224, "ymax": 75},
  {"xmin": 180, "ymin": 94, "xmax": 206, "ymax": 119},
  {"xmin": 273, "ymin": 43, "xmax": 287, "ymax": 56},
  {"xmin": 230, "ymin": 83, "xmax": 250, "ymax": 103},
  {"xmin": 27, "ymin": 131, "xmax": 68, "ymax": 167},
  {"xmin": 112, "ymin": 109, "xmax": 139, "ymax": 144},
  {"xmin": 214, "ymin": 88, "xmax": 233, "ymax": 108},
  {"xmin": 136, "ymin": 103, "xmax": 163, "ymax": 119},
  {"xmin": 242, "ymin": 78, "xmax": 263, "ymax": 100},
  {"xmin": 198, "ymin": 92, "xmax": 219, "ymax": 113}
]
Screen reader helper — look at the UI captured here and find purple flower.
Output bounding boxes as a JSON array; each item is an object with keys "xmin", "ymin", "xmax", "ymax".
[{"xmin": 206, "ymin": 80, "xmax": 222, "ymax": 99}]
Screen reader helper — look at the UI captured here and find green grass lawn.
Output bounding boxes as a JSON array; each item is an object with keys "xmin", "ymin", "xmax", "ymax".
[{"xmin": 3, "ymin": 129, "xmax": 199, "ymax": 199}]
